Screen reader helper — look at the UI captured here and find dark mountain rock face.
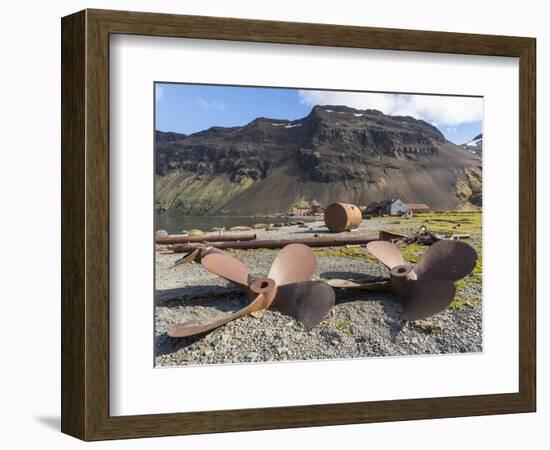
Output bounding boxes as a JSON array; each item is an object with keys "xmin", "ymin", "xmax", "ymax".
[
  {"xmin": 155, "ymin": 130, "xmax": 187, "ymax": 143},
  {"xmin": 155, "ymin": 105, "xmax": 481, "ymax": 214},
  {"xmin": 462, "ymin": 133, "xmax": 483, "ymax": 155}
]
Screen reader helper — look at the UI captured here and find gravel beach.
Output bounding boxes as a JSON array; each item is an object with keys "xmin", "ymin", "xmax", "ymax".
[{"xmin": 155, "ymin": 215, "xmax": 482, "ymax": 366}]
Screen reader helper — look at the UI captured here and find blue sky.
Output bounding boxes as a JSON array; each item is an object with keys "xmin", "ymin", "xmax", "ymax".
[{"xmin": 155, "ymin": 83, "xmax": 483, "ymax": 145}]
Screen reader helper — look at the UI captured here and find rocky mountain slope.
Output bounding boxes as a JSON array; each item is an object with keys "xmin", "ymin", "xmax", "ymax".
[{"xmin": 155, "ymin": 105, "xmax": 482, "ymax": 214}]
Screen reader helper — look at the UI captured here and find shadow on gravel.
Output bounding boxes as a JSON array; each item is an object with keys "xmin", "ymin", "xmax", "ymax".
[
  {"xmin": 154, "ymin": 273, "xmax": 407, "ymax": 358},
  {"xmin": 320, "ymin": 270, "xmax": 407, "ymax": 339},
  {"xmin": 155, "ymin": 288, "xmax": 250, "ymax": 356},
  {"xmin": 156, "ymin": 332, "xmax": 208, "ymax": 357},
  {"xmin": 155, "ymin": 285, "xmax": 243, "ymax": 306},
  {"xmin": 156, "ymin": 289, "xmax": 249, "ymax": 312},
  {"xmin": 320, "ymin": 271, "xmax": 388, "ymax": 284},
  {"xmin": 386, "ymin": 319, "xmax": 407, "ymax": 342}
]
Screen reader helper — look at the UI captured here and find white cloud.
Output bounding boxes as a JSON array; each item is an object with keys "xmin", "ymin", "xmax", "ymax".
[
  {"xmin": 155, "ymin": 85, "xmax": 163, "ymax": 101},
  {"xmin": 446, "ymin": 126, "xmax": 458, "ymax": 133},
  {"xmin": 298, "ymin": 90, "xmax": 482, "ymax": 126},
  {"xmin": 198, "ymin": 98, "xmax": 226, "ymax": 111}
]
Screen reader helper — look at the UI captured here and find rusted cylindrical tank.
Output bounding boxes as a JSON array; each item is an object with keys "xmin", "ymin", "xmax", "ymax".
[{"xmin": 324, "ymin": 203, "xmax": 362, "ymax": 232}]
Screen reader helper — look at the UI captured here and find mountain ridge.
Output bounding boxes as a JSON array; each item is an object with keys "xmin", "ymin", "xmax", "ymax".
[{"xmin": 155, "ymin": 105, "xmax": 482, "ymax": 214}]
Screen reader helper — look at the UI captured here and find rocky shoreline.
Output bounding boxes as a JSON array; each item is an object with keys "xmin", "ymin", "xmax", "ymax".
[{"xmin": 155, "ymin": 214, "xmax": 483, "ymax": 366}]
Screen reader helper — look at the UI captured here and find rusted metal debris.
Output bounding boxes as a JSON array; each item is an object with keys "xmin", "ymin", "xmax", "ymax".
[
  {"xmin": 171, "ymin": 235, "xmax": 379, "ymax": 256},
  {"xmin": 328, "ymin": 240, "xmax": 478, "ymax": 320},
  {"xmin": 324, "ymin": 202, "xmax": 363, "ymax": 232},
  {"xmin": 156, "ymin": 232, "xmax": 256, "ymax": 245},
  {"xmin": 402, "ymin": 226, "xmax": 442, "ymax": 245},
  {"xmin": 378, "ymin": 230, "xmax": 407, "ymax": 242},
  {"xmin": 168, "ymin": 244, "xmax": 335, "ymax": 337},
  {"xmin": 379, "ymin": 225, "xmax": 470, "ymax": 246}
]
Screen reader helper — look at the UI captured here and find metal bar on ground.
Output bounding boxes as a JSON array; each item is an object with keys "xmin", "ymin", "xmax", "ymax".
[
  {"xmin": 157, "ymin": 232, "xmax": 256, "ymax": 245},
  {"xmin": 170, "ymin": 235, "xmax": 379, "ymax": 252}
]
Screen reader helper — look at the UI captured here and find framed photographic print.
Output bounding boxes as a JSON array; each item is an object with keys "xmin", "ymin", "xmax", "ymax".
[{"xmin": 61, "ymin": 9, "xmax": 536, "ymax": 441}]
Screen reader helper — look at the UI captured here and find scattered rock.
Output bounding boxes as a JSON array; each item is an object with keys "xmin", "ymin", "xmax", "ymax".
[
  {"xmin": 230, "ymin": 226, "xmax": 254, "ymax": 231},
  {"xmin": 253, "ymin": 223, "xmax": 268, "ymax": 229},
  {"xmin": 155, "ymin": 229, "xmax": 169, "ymax": 239},
  {"xmin": 211, "ymin": 337, "xmax": 224, "ymax": 349},
  {"xmin": 188, "ymin": 229, "xmax": 203, "ymax": 236}
]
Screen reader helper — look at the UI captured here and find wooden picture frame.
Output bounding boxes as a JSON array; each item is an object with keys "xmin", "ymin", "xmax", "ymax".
[{"xmin": 61, "ymin": 8, "xmax": 536, "ymax": 441}]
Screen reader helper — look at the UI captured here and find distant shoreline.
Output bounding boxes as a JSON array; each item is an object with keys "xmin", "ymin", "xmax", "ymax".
[{"xmin": 155, "ymin": 212, "xmax": 318, "ymax": 234}]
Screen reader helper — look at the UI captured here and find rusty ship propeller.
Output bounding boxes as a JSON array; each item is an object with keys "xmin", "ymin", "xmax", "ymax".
[
  {"xmin": 327, "ymin": 240, "xmax": 478, "ymax": 320},
  {"xmin": 168, "ymin": 244, "xmax": 335, "ymax": 337}
]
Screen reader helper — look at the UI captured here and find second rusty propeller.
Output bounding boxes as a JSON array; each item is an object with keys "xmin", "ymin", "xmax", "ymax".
[
  {"xmin": 168, "ymin": 244, "xmax": 335, "ymax": 337},
  {"xmin": 328, "ymin": 240, "xmax": 478, "ymax": 320}
]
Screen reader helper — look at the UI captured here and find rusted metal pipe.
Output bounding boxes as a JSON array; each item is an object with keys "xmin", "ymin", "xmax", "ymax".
[
  {"xmin": 170, "ymin": 235, "xmax": 378, "ymax": 252},
  {"xmin": 156, "ymin": 232, "xmax": 256, "ymax": 245}
]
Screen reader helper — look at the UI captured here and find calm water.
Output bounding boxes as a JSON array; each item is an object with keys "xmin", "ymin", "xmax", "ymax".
[{"xmin": 156, "ymin": 212, "xmax": 315, "ymax": 234}]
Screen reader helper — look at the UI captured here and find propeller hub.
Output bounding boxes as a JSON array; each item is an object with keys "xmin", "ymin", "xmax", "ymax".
[
  {"xmin": 390, "ymin": 264, "xmax": 413, "ymax": 278},
  {"xmin": 250, "ymin": 277, "xmax": 278, "ymax": 308},
  {"xmin": 390, "ymin": 264, "xmax": 413, "ymax": 299},
  {"xmin": 250, "ymin": 277, "xmax": 277, "ymax": 294}
]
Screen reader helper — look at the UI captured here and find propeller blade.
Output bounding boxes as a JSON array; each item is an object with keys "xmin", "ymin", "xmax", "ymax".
[
  {"xmin": 271, "ymin": 281, "xmax": 335, "ymax": 330},
  {"xmin": 327, "ymin": 279, "xmax": 392, "ymax": 291},
  {"xmin": 268, "ymin": 243, "xmax": 317, "ymax": 286},
  {"xmin": 201, "ymin": 252, "xmax": 251, "ymax": 290},
  {"xmin": 174, "ymin": 248, "xmax": 200, "ymax": 266},
  {"xmin": 413, "ymin": 240, "xmax": 478, "ymax": 282},
  {"xmin": 400, "ymin": 279, "xmax": 456, "ymax": 321},
  {"xmin": 367, "ymin": 241, "xmax": 405, "ymax": 269},
  {"xmin": 174, "ymin": 246, "xmax": 229, "ymax": 266},
  {"xmin": 167, "ymin": 293, "xmax": 268, "ymax": 337},
  {"xmin": 201, "ymin": 246, "xmax": 227, "ymax": 255}
]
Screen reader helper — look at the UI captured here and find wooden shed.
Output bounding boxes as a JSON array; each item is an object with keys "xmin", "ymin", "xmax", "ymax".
[{"xmin": 404, "ymin": 203, "xmax": 430, "ymax": 213}]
